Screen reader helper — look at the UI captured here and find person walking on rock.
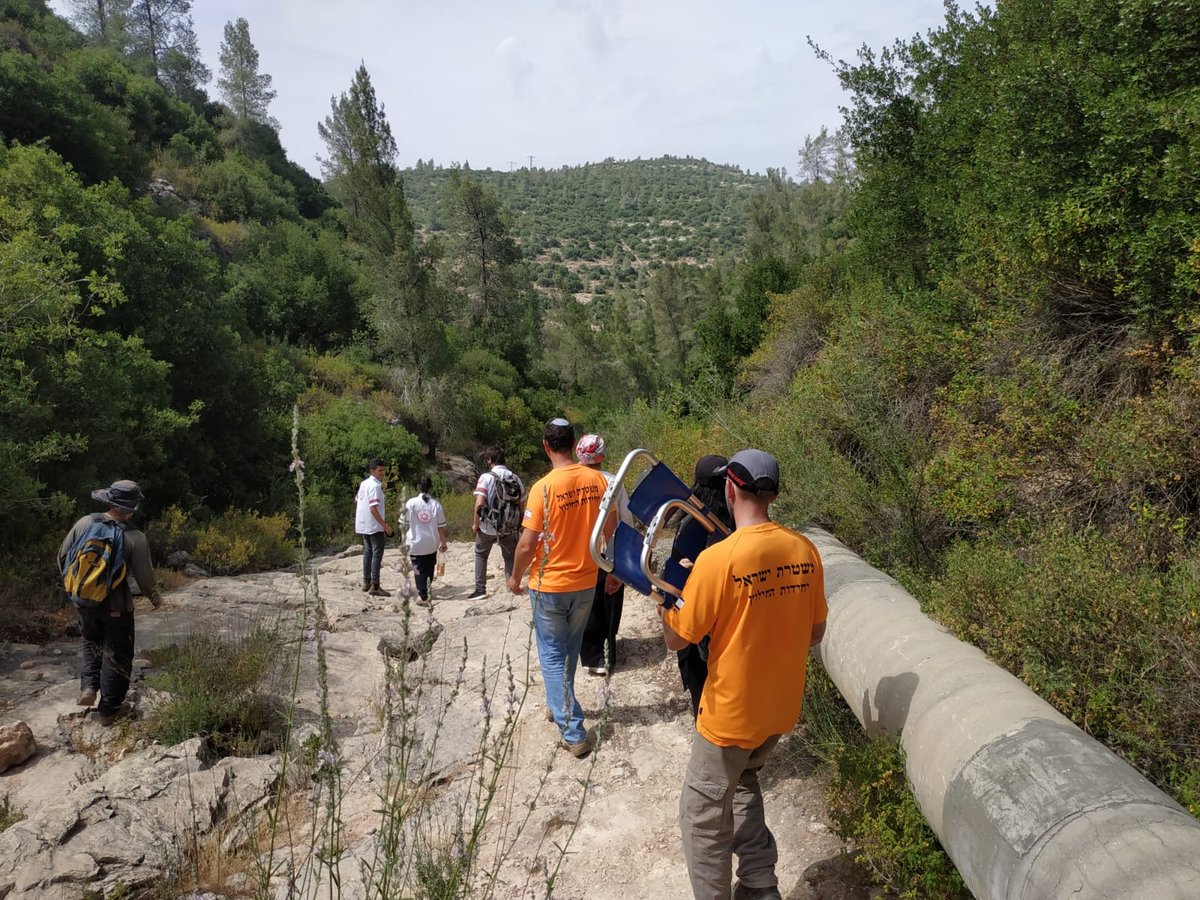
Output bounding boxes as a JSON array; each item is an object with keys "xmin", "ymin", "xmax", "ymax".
[
  {"xmin": 356, "ymin": 458, "xmax": 394, "ymax": 597},
  {"xmin": 469, "ymin": 448, "xmax": 524, "ymax": 601},
  {"xmin": 507, "ymin": 418, "xmax": 611, "ymax": 758},
  {"xmin": 405, "ymin": 474, "xmax": 447, "ymax": 607},
  {"xmin": 575, "ymin": 433, "xmax": 631, "ymax": 677},
  {"xmin": 660, "ymin": 450, "xmax": 827, "ymax": 900},
  {"xmin": 58, "ymin": 480, "xmax": 162, "ymax": 726}
]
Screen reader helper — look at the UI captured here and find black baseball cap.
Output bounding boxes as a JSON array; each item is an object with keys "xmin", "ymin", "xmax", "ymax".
[{"xmin": 718, "ymin": 449, "xmax": 780, "ymax": 495}]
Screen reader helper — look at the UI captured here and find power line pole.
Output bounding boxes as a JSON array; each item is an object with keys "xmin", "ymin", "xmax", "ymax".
[
  {"xmin": 527, "ymin": 154, "xmax": 536, "ymax": 170},
  {"xmin": 507, "ymin": 160, "xmax": 518, "ymax": 172}
]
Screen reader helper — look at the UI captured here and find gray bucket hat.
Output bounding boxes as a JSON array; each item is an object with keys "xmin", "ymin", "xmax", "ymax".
[{"xmin": 91, "ymin": 480, "xmax": 145, "ymax": 511}]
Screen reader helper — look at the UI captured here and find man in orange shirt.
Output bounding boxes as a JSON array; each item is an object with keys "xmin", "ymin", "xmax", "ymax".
[
  {"xmin": 508, "ymin": 417, "xmax": 611, "ymax": 758},
  {"xmin": 661, "ymin": 449, "xmax": 827, "ymax": 900}
]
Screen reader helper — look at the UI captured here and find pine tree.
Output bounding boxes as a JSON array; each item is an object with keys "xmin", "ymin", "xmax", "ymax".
[
  {"xmin": 217, "ymin": 18, "xmax": 277, "ymax": 126},
  {"xmin": 66, "ymin": 0, "xmax": 132, "ymax": 50},
  {"xmin": 127, "ymin": 0, "xmax": 210, "ymax": 98},
  {"xmin": 318, "ymin": 64, "xmax": 411, "ymax": 258}
]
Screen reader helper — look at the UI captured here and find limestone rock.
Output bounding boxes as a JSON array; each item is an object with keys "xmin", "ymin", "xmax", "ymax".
[
  {"xmin": 166, "ymin": 550, "xmax": 192, "ymax": 569},
  {"xmin": 0, "ymin": 722, "xmax": 36, "ymax": 773},
  {"xmin": 184, "ymin": 563, "xmax": 210, "ymax": 578}
]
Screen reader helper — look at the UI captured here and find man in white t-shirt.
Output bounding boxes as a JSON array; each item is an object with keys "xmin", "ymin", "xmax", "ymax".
[
  {"xmin": 469, "ymin": 447, "xmax": 524, "ymax": 601},
  {"xmin": 355, "ymin": 458, "xmax": 394, "ymax": 596}
]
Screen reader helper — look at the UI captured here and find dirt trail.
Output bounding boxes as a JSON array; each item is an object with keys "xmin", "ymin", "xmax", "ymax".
[{"xmin": 397, "ymin": 539, "xmax": 868, "ymax": 900}]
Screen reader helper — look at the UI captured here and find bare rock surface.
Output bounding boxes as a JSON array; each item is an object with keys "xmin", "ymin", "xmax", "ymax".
[{"xmin": 0, "ymin": 540, "xmax": 866, "ymax": 899}]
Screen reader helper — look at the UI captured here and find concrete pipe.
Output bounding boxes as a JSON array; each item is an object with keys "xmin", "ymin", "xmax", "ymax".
[{"xmin": 806, "ymin": 528, "xmax": 1200, "ymax": 899}]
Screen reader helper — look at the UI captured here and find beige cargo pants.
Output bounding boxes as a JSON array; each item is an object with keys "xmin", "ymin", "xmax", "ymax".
[{"xmin": 679, "ymin": 730, "xmax": 781, "ymax": 900}]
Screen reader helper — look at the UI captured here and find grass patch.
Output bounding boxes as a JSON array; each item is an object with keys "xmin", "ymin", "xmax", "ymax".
[
  {"xmin": 793, "ymin": 667, "xmax": 968, "ymax": 900},
  {"xmin": 144, "ymin": 627, "xmax": 286, "ymax": 758},
  {"xmin": 439, "ymin": 491, "xmax": 477, "ymax": 542},
  {"xmin": 0, "ymin": 795, "xmax": 24, "ymax": 831}
]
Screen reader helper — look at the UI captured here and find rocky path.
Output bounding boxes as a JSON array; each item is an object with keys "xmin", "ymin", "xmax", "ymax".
[{"xmin": 0, "ymin": 540, "xmax": 866, "ymax": 899}]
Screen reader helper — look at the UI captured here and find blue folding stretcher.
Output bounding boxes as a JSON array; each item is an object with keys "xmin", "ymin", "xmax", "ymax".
[{"xmin": 589, "ymin": 449, "xmax": 731, "ymax": 599}]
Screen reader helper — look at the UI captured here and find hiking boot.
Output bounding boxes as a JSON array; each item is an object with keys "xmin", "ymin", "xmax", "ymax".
[
  {"xmin": 733, "ymin": 883, "xmax": 782, "ymax": 900},
  {"xmin": 466, "ymin": 590, "xmax": 487, "ymax": 601},
  {"xmin": 560, "ymin": 733, "xmax": 594, "ymax": 758},
  {"xmin": 414, "ymin": 596, "xmax": 431, "ymax": 608},
  {"xmin": 586, "ymin": 665, "xmax": 607, "ymax": 677},
  {"xmin": 361, "ymin": 579, "xmax": 371, "ymax": 592},
  {"xmin": 368, "ymin": 584, "xmax": 392, "ymax": 597},
  {"xmin": 95, "ymin": 703, "xmax": 134, "ymax": 727},
  {"xmin": 78, "ymin": 689, "xmax": 97, "ymax": 707}
]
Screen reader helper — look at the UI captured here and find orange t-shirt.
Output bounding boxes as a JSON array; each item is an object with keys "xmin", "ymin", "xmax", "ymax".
[
  {"xmin": 522, "ymin": 464, "xmax": 609, "ymax": 593},
  {"xmin": 666, "ymin": 522, "xmax": 827, "ymax": 749}
]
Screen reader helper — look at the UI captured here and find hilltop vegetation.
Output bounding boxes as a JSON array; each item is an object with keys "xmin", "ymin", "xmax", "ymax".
[{"xmin": 402, "ymin": 157, "xmax": 764, "ymax": 299}]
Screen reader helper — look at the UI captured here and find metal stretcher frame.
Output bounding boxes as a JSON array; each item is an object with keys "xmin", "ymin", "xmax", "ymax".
[{"xmin": 588, "ymin": 449, "xmax": 732, "ymax": 599}]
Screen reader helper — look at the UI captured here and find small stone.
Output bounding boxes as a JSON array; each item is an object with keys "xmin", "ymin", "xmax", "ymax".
[
  {"xmin": 18, "ymin": 660, "xmax": 35, "ymax": 670},
  {"xmin": 23, "ymin": 671, "xmax": 43, "ymax": 682},
  {"xmin": 184, "ymin": 563, "xmax": 209, "ymax": 578},
  {"xmin": 51, "ymin": 649, "xmax": 63, "ymax": 656},
  {"xmin": 807, "ymin": 821, "xmax": 829, "ymax": 834},
  {"xmin": 132, "ymin": 658, "xmax": 152, "ymax": 670},
  {"xmin": 0, "ymin": 721, "xmax": 37, "ymax": 773}
]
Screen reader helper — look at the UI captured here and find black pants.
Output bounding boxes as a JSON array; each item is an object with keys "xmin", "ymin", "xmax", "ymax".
[
  {"xmin": 411, "ymin": 552, "xmax": 436, "ymax": 601},
  {"xmin": 678, "ymin": 639, "xmax": 709, "ymax": 718},
  {"xmin": 362, "ymin": 531, "xmax": 386, "ymax": 584},
  {"xmin": 78, "ymin": 602, "xmax": 135, "ymax": 714},
  {"xmin": 580, "ymin": 568, "xmax": 624, "ymax": 670}
]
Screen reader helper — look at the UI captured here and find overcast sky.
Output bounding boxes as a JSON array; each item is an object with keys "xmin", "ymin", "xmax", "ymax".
[{"xmin": 63, "ymin": 0, "xmax": 955, "ymax": 176}]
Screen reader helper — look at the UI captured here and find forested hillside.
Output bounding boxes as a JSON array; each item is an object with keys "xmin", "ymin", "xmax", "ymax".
[
  {"xmin": 1, "ymin": 0, "xmax": 832, "ymax": 627},
  {"xmin": 4, "ymin": 0, "xmax": 1199, "ymax": 893},
  {"xmin": 402, "ymin": 158, "xmax": 765, "ymax": 299}
]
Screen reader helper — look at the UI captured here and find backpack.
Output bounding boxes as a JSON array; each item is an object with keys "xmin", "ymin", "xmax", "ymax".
[
  {"xmin": 482, "ymin": 469, "xmax": 523, "ymax": 537},
  {"xmin": 62, "ymin": 515, "xmax": 128, "ymax": 607}
]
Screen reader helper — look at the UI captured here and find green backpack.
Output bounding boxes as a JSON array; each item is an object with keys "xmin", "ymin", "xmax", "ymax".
[{"xmin": 63, "ymin": 515, "xmax": 128, "ymax": 606}]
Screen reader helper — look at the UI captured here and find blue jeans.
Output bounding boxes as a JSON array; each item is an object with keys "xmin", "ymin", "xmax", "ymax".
[
  {"xmin": 361, "ymin": 531, "xmax": 385, "ymax": 584},
  {"xmin": 530, "ymin": 587, "xmax": 594, "ymax": 744}
]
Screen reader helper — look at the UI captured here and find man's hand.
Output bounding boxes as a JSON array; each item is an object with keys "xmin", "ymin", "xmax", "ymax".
[
  {"xmin": 384, "ymin": 524, "xmax": 394, "ymax": 537},
  {"xmin": 605, "ymin": 573, "xmax": 622, "ymax": 594},
  {"xmin": 472, "ymin": 520, "xmax": 480, "ymax": 535},
  {"xmin": 150, "ymin": 593, "xmax": 163, "ymax": 609},
  {"xmin": 439, "ymin": 541, "xmax": 448, "ymax": 553},
  {"xmin": 507, "ymin": 574, "xmax": 524, "ymax": 595}
]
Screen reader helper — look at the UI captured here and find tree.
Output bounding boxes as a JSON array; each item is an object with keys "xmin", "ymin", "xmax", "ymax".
[
  {"xmin": 444, "ymin": 171, "xmax": 535, "ymax": 367},
  {"xmin": 126, "ymin": 0, "xmax": 210, "ymax": 99},
  {"xmin": 217, "ymin": 17, "xmax": 277, "ymax": 127},
  {"xmin": 318, "ymin": 64, "xmax": 411, "ymax": 258},
  {"xmin": 66, "ymin": 0, "xmax": 132, "ymax": 50}
]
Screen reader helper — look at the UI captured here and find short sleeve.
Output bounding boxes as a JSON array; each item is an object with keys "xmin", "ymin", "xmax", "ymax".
[
  {"xmin": 812, "ymin": 552, "xmax": 828, "ymax": 624},
  {"xmin": 523, "ymin": 482, "xmax": 545, "ymax": 532},
  {"xmin": 667, "ymin": 548, "xmax": 723, "ymax": 644},
  {"xmin": 473, "ymin": 473, "xmax": 491, "ymax": 498}
]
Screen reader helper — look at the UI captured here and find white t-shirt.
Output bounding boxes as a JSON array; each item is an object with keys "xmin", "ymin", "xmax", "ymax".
[
  {"xmin": 405, "ymin": 494, "xmax": 447, "ymax": 556},
  {"xmin": 602, "ymin": 470, "xmax": 634, "ymax": 526},
  {"xmin": 355, "ymin": 475, "xmax": 386, "ymax": 535},
  {"xmin": 473, "ymin": 464, "xmax": 523, "ymax": 537}
]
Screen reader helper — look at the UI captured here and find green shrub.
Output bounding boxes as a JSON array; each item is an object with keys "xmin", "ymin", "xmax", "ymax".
[
  {"xmin": 923, "ymin": 526, "xmax": 1200, "ymax": 814},
  {"xmin": 145, "ymin": 628, "xmax": 285, "ymax": 758},
  {"xmin": 146, "ymin": 504, "xmax": 195, "ymax": 562},
  {"xmin": 193, "ymin": 510, "xmax": 294, "ymax": 575},
  {"xmin": 792, "ymin": 668, "xmax": 967, "ymax": 899}
]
